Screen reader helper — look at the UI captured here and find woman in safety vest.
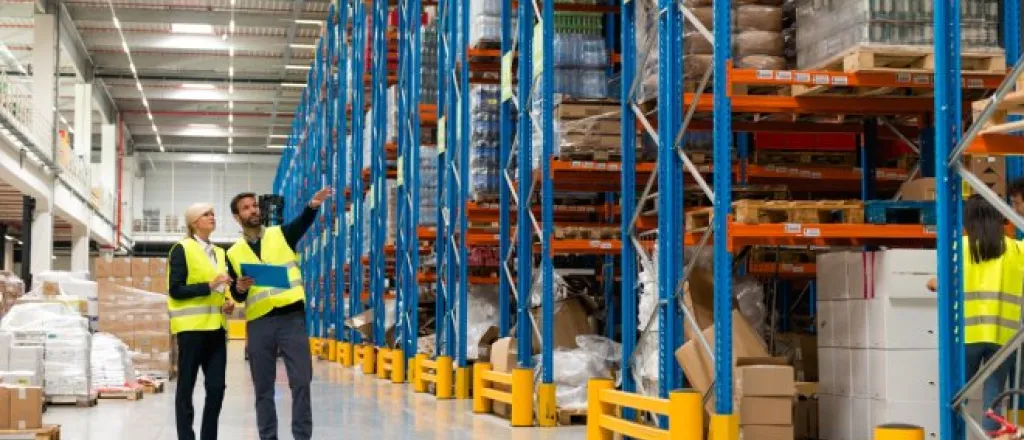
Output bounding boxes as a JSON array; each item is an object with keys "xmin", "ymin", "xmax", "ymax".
[
  {"xmin": 929, "ymin": 195, "xmax": 1023, "ymax": 437},
  {"xmin": 167, "ymin": 203, "xmax": 235, "ymax": 440}
]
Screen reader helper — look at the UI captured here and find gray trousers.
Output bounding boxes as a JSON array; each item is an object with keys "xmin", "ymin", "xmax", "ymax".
[{"xmin": 246, "ymin": 309, "xmax": 312, "ymax": 440}]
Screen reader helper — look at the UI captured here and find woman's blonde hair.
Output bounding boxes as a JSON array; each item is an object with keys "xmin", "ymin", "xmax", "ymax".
[{"xmin": 184, "ymin": 203, "xmax": 215, "ymax": 238}]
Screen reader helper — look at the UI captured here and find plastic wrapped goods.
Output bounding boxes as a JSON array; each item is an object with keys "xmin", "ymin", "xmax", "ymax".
[
  {"xmin": 464, "ymin": 284, "xmax": 500, "ymax": 360},
  {"xmin": 96, "ymin": 282, "xmax": 173, "ymax": 378},
  {"xmin": 91, "ymin": 333, "xmax": 136, "ymax": 391},
  {"xmin": 1, "ymin": 303, "xmax": 92, "ymax": 397},
  {"xmin": 794, "ymin": 0, "xmax": 1002, "ymax": 69},
  {"xmin": 532, "ymin": 335, "xmax": 621, "ymax": 410}
]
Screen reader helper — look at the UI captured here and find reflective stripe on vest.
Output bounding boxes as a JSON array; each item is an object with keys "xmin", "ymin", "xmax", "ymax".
[
  {"xmin": 167, "ymin": 238, "xmax": 227, "ymax": 334},
  {"xmin": 965, "ymin": 291, "xmax": 1024, "ymax": 305},
  {"xmin": 169, "ymin": 305, "xmax": 223, "ymax": 319},
  {"xmin": 227, "ymin": 226, "xmax": 306, "ymax": 321}
]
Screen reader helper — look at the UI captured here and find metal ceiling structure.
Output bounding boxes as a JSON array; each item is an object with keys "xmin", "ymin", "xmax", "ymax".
[{"xmin": 1, "ymin": 0, "xmax": 333, "ymax": 156}]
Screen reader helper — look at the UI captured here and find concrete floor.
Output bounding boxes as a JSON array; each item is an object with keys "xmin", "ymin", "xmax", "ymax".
[{"xmin": 45, "ymin": 341, "xmax": 586, "ymax": 439}]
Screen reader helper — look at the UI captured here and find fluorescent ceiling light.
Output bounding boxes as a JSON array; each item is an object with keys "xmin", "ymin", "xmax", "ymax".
[
  {"xmin": 229, "ymin": 66, "xmax": 234, "ymax": 77},
  {"xmin": 285, "ymin": 65, "xmax": 311, "ymax": 70},
  {"xmin": 281, "ymin": 83, "xmax": 306, "ymax": 88},
  {"xmin": 294, "ymin": 19, "xmax": 322, "ymax": 25},
  {"xmin": 267, "ymin": 145, "xmax": 286, "ymax": 149},
  {"xmin": 269, "ymin": 134, "xmax": 288, "ymax": 139},
  {"xmin": 172, "ymin": 23, "xmax": 214, "ymax": 34},
  {"xmin": 113, "ymin": 17, "xmax": 121, "ymax": 29},
  {"xmin": 289, "ymin": 44, "xmax": 316, "ymax": 49},
  {"xmin": 189, "ymin": 123, "xmax": 218, "ymax": 128},
  {"xmin": 229, "ymin": 20, "xmax": 235, "ymax": 33},
  {"xmin": 182, "ymin": 83, "xmax": 215, "ymax": 90}
]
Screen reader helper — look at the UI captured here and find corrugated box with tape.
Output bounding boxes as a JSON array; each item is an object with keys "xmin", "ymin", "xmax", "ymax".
[
  {"xmin": 736, "ymin": 358, "xmax": 795, "ymax": 439},
  {"xmin": 0, "ymin": 385, "xmax": 42, "ymax": 430},
  {"xmin": 97, "ymin": 283, "xmax": 173, "ymax": 378}
]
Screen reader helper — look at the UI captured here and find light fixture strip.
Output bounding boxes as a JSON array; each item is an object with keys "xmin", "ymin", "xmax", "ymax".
[{"xmin": 104, "ymin": 1, "xmax": 162, "ymax": 152}]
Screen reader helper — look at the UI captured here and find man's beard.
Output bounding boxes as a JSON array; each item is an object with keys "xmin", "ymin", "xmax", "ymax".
[{"xmin": 244, "ymin": 215, "xmax": 262, "ymax": 228}]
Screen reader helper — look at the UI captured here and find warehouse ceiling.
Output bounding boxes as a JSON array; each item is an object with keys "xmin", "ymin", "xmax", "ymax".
[{"xmin": 1, "ymin": 0, "xmax": 333, "ymax": 156}]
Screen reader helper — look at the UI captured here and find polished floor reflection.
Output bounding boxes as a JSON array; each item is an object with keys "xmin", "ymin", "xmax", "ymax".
[{"xmin": 44, "ymin": 341, "xmax": 586, "ymax": 439}]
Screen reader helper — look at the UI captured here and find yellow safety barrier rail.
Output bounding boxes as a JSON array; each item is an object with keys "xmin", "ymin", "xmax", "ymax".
[
  {"xmin": 412, "ymin": 354, "xmax": 454, "ymax": 399},
  {"xmin": 355, "ymin": 344, "xmax": 376, "ymax": 374},
  {"xmin": 390, "ymin": 349, "xmax": 406, "ymax": 383},
  {"xmin": 309, "ymin": 338, "xmax": 322, "ymax": 356},
  {"xmin": 376, "ymin": 348, "xmax": 393, "ymax": 379},
  {"xmin": 472, "ymin": 362, "xmax": 533, "ymax": 426},
  {"xmin": 874, "ymin": 424, "xmax": 924, "ymax": 440},
  {"xmin": 586, "ymin": 379, "xmax": 702, "ymax": 440},
  {"xmin": 337, "ymin": 341, "xmax": 354, "ymax": 366},
  {"xmin": 323, "ymin": 339, "xmax": 337, "ymax": 362}
]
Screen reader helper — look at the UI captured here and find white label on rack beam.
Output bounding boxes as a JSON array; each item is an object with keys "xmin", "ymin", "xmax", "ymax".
[
  {"xmin": 596, "ymin": 162, "xmax": 607, "ymax": 170},
  {"xmin": 832, "ymin": 76, "xmax": 849, "ymax": 86},
  {"xmin": 813, "ymin": 74, "xmax": 830, "ymax": 85},
  {"xmin": 811, "ymin": 172, "xmax": 822, "ymax": 179},
  {"xmin": 803, "ymin": 228, "xmax": 821, "ymax": 237},
  {"xmin": 799, "ymin": 170, "xmax": 812, "ymax": 178},
  {"xmin": 923, "ymin": 225, "xmax": 937, "ymax": 234},
  {"xmin": 896, "ymin": 72, "xmax": 911, "ymax": 83},
  {"xmin": 792, "ymin": 265, "xmax": 805, "ymax": 273},
  {"xmin": 756, "ymin": 70, "xmax": 773, "ymax": 80},
  {"xmin": 501, "ymin": 52, "xmax": 514, "ymax": 102},
  {"xmin": 590, "ymin": 240, "xmax": 602, "ymax": 248},
  {"xmin": 776, "ymin": 71, "xmax": 793, "ymax": 81},
  {"xmin": 794, "ymin": 72, "xmax": 811, "ymax": 83},
  {"xmin": 966, "ymin": 78, "xmax": 985, "ymax": 88},
  {"xmin": 913, "ymin": 75, "xmax": 930, "ymax": 85},
  {"xmin": 784, "ymin": 223, "xmax": 801, "ymax": 234}
]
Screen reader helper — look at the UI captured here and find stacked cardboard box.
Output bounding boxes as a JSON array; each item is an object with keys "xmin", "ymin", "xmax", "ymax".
[
  {"xmin": 0, "ymin": 272, "xmax": 25, "ymax": 320},
  {"xmin": 96, "ymin": 282, "xmax": 174, "ymax": 378},
  {"xmin": 816, "ymin": 250, "xmax": 939, "ymax": 439},
  {"xmin": 93, "ymin": 256, "xmax": 168, "ymax": 294},
  {"xmin": 736, "ymin": 360, "xmax": 796, "ymax": 439},
  {"xmin": 0, "ymin": 385, "xmax": 42, "ymax": 430}
]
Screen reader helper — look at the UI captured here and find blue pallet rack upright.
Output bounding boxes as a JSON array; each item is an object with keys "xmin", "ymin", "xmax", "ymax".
[
  {"xmin": 350, "ymin": 0, "xmax": 370, "ymax": 373},
  {"xmin": 369, "ymin": 0, "xmax": 389, "ymax": 359},
  {"xmin": 434, "ymin": 0, "xmax": 458, "ymax": 398}
]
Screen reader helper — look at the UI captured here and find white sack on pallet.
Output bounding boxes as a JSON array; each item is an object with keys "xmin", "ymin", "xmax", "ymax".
[
  {"xmin": 91, "ymin": 333, "xmax": 136, "ymax": 391},
  {"xmin": 1, "ymin": 302, "xmax": 92, "ymax": 397},
  {"xmin": 464, "ymin": 285, "xmax": 500, "ymax": 360},
  {"xmin": 532, "ymin": 335, "xmax": 622, "ymax": 410}
]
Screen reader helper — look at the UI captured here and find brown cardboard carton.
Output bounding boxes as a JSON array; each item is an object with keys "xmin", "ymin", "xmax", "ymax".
[
  {"xmin": 150, "ymin": 258, "xmax": 169, "ymax": 278},
  {"xmin": 476, "ymin": 327, "xmax": 500, "ymax": 361},
  {"xmin": 40, "ymin": 281, "xmax": 60, "ymax": 296},
  {"xmin": 675, "ymin": 310, "xmax": 770, "ymax": 413},
  {"xmin": 683, "ymin": 268, "xmax": 738, "ymax": 342},
  {"xmin": 7, "ymin": 385, "xmax": 42, "ymax": 430},
  {"xmin": 736, "ymin": 359, "xmax": 795, "ymax": 397},
  {"xmin": 150, "ymin": 277, "xmax": 169, "ymax": 294},
  {"xmin": 94, "ymin": 256, "xmax": 115, "ymax": 277},
  {"xmin": 490, "ymin": 337, "xmax": 518, "ymax": 373},
  {"xmin": 739, "ymin": 425, "xmax": 794, "ymax": 440},
  {"xmin": 134, "ymin": 277, "xmax": 153, "ymax": 291},
  {"xmin": 900, "ymin": 178, "xmax": 936, "ymax": 201},
  {"xmin": 113, "ymin": 258, "xmax": 132, "ymax": 278},
  {"xmin": 0, "ymin": 386, "xmax": 9, "ymax": 429},
  {"xmin": 527, "ymin": 297, "xmax": 594, "ymax": 354},
  {"xmin": 968, "ymin": 156, "xmax": 1007, "ymax": 197},
  {"xmin": 738, "ymin": 396, "xmax": 793, "ymax": 425},
  {"xmin": 131, "ymin": 258, "xmax": 151, "ymax": 278}
]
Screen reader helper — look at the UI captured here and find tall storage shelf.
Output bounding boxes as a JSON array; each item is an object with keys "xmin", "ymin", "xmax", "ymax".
[{"xmin": 270, "ymin": 0, "xmax": 1024, "ymax": 437}]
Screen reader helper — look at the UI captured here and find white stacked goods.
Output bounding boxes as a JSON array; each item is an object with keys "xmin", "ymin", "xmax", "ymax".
[
  {"xmin": 0, "ymin": 302, "xmax": 93, "ymax": 398},
  {"xmin": 816, "ymin": 249, "xmax": 938, "ymax": 440},
  {"xmin": 91, "ymin": 333, "xmax": 136, "ymax": 391},
  {"xmin": 532, "ymin": 335, "xmax": 620, "ymax": 410},
  {"xmin": 0, "ymin": 331, "xmax": 43, "ymax": 387},
  {"xmin": 465, "ymin": 285, "xmax": 499, "ymax": 361},
  {"xmin": 30, "ymin": 271, "xmax": 99, "ymax": 331}
]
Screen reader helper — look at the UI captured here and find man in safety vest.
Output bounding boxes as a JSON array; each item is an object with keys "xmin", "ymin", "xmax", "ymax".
[{"xmin": 226, "ymin": 187, "xmax": 331, "ymax": 440}]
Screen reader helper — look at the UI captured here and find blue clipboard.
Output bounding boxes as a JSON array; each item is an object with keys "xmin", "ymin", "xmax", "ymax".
[{"xmin": 240, "ymin": 263, "xmax": 292, "ymax": 289}]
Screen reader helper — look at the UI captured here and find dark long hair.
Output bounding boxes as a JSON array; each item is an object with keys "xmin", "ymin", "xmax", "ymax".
[{"xmin": 964, "ymin": 194, "xmax": 1006, "ymax": 263}]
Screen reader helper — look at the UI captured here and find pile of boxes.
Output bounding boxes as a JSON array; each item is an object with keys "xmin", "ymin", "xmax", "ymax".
[
  {"xmin": 93, "ymin": 256, "xmax": 169, "ymax": 294},
  {"xmin": 735, "ymin": 360, "xmax": 797, "ymax": 439},
  {"xmin": 0, "ymin": 303, "xmax": 92, "ymax": 400},
  {"xmin": 0, "ymin": 385, "xmax": 42, "ymax": 430},
  {"xmin": 816, "ymin": 249, "xmax": 939, "ymax": 439},
  {"xmin": 96, "ymin": 282, "xmax": 174, "ymax": 379}
]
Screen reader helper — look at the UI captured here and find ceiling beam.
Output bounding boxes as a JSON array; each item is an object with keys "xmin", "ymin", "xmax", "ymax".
[
  {"xmin": 54, "ymin": 2, "xmax": 119, "ymax": 124},
  {"xmin": 66, "ymin": 4, "xmax": 327, "ymax": 29},
  {"xmin": 144, "ymin": 152, "xmax": 281, "ymax": 165}
]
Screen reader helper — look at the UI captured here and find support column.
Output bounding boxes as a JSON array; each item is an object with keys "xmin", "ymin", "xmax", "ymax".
[
  {"xmin": 3, "ymin": 239, "xmax": 12, "ymax": 274},
  {"xmin": 20, "ymin": 197, "xmax": 34, "ymax": 285},
  {"xmin": 30, "ymin": 200, "xmax": 53, "ymax": 277},
  {"xmin": 73, "ymin": 83, "xmax": 93, "ymax": 160},
  {"xmin": 0, "ymin": 225, "xmax": 7, "ymax": 271},
  {"xmin": 31, "ymin": 13, "xmax": 57, "ymax": 151},
  {"xmin": 70, "ymin": 223, "xmax": 89, "ymax": 272},
  {"xmin": 100, "ymin": 124, "xmax": 117, "ymax": 191}
]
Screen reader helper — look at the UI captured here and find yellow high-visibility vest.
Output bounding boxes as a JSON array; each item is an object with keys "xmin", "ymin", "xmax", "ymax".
[
  {"xmin": 227, "ymin": 226, "xmax": 305, "ymax": 321},
  {"xmin": 167, "ymin": 239, "xmax": 227, "ymax": 334},
  {"xmin": 964, "ymin": 236, "xmax": 1024, "ymax": 345}
]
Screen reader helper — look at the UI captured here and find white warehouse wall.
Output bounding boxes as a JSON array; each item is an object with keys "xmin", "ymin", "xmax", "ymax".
[{"xmin": 139, "ymin": 161, "xmax": 276, "ymax": 241}]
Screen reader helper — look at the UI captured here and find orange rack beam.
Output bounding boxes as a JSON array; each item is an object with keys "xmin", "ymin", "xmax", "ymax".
[
  {"xmin": 965, "ymin": 133, "xmax": 1024, "ymax": 155},
  {"xmin": 683, "ymin": 222, "xmax": 936, "ymax": 251},
  {"xmin": 747, "ymin": 263, "xmax": 817, "ymax": 278},
  {"xmin": 728, "ymin": 66, "xmax": 1004, "ymax": 91}
]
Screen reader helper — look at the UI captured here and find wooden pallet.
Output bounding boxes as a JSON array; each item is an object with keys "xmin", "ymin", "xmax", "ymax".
[
  {"xmin": 556, "ymin": 150, "xmax": 622, "ymax": 163},
  {"xmin": 44, "ymin": 395, "xmax": 96, "ymax": 408},
  {"xmin": 556, "ymin": 408, "xmax": 588, "ymax": 426},
  {"xmin": 864, "ymin": 200, "xmax": 936, "ymax": 225},
  {"xmin": 749, "ymin": 247, "xmax": 820, "ymax": 265},
  {"xmin": 972, "ymin": 85, "xmax": 1024, "ymax": 135},
  {"xmin": 734, "ymin": 200, "xmax": 864, "ymax": 225},
  {"xmin": 98, "ymin": 387, "xmax": 144, "ymax": 401},
  {"xmin": 0, "ymin": 425, "xmax": 61, "ymax": 440},
  {"xmin": 140, "ymin": 380, "xmax": 166, "ymax": 394},
  {"xmin": 793, "ymin": 45, "xmax": 1005, "ymax": 97},
  {"xmin": 753, "ymin": 151, "xmax": 857, "ymax": 168}
]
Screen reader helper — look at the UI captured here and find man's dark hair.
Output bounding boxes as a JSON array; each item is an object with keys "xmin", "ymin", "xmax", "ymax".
[
  {"xmin": 230, "ymin": 192, "xmax": 257, "ymax": 215},
  {"xmin": 1009, "ymin": 178, "xmax": 1024, "ymax": 199}
]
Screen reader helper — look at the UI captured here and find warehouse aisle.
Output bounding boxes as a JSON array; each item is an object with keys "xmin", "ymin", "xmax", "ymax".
[{"xmin": 44, "ymin": 342, "xmax": 584, "ymax": 439}]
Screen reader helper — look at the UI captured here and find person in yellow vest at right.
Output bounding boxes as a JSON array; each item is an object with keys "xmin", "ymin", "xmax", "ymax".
[
  {"xmin": 226, "ymin": 187, "xmax": 331, "ymax": 440},
  {"xmin": 168, "ymin": 203, "xmax": 234, "ymax": 440},
  {"xmin": 929, "ymin": 195, "xmax": 1023, "ymax": 437}
]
